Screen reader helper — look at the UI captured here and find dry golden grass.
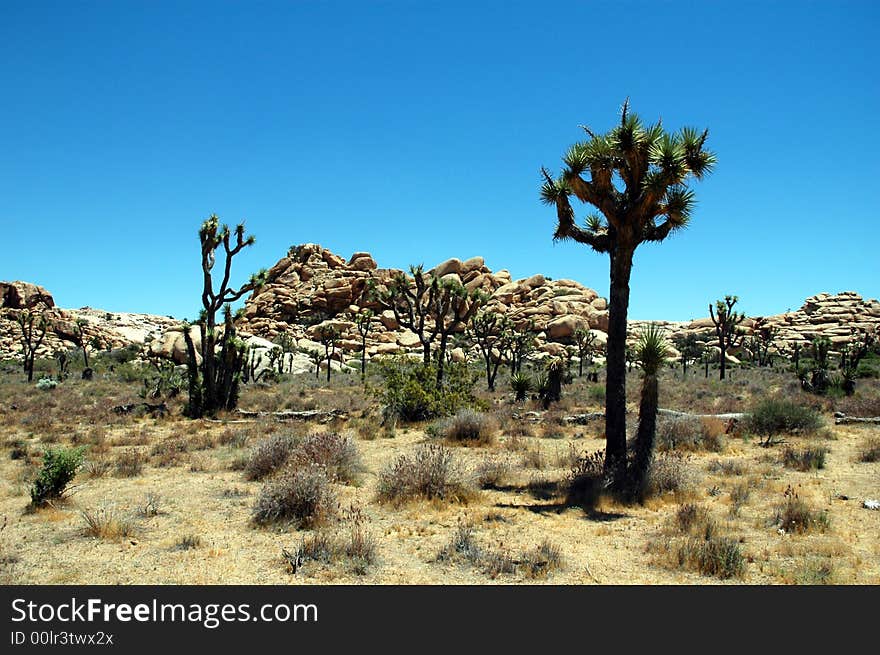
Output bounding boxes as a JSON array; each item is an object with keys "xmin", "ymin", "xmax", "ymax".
[{"xmin": 1, "ymin": 364, "xmax": 879, "ymax": 585}]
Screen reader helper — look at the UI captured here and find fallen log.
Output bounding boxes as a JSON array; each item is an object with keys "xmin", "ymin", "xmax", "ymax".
[
  {"xmin": 562, "ymin": 409, "xmax": 746, "ymax": 425},
  {"xmin": 234, "ymin": 409, "xmax": 348, "ymax": 423},
  {"xmin": 834, "ymin": 415, "xmax": 880, "ymax": 425}
]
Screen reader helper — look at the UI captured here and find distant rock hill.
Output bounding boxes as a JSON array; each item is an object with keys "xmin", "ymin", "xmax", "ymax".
[{"xmin": 1, "ymin": 245, "xmax": 878, "ymax": 368}]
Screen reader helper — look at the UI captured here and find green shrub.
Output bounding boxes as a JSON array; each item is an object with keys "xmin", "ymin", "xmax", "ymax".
[
  {"xmin": 745, "ymin": 399, "xmax": 822, "ymax": 443},
  {"xmin": 35, "ymin": 378, "xmax": 57, "ymax": 391},
  {"xmin": 374, "ymin": 358, "xmax": 481, "ymax": 422},
  {"xmin": 30, "ymin": 446, "xmax": 86, "ymax": 506}
]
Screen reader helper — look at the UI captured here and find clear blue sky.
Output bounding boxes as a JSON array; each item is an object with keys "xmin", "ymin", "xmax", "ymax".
[{"xmin": 2, "ymin": 1, "xmax": 877, "ymax": 321}]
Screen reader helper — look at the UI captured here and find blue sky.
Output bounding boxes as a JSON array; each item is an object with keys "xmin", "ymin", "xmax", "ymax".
[{"xmin": 1, "ymin": 1, "xmax": 877, "ymax": 321}]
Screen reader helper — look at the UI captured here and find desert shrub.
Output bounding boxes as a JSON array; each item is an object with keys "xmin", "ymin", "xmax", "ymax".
[
  {"xmin": 342, "ymin": 504, "xmax": 376, "ymax": 574},
  {"xmin": 244, "ymin": 434, "xmax": 297, "ymax": 481},
  {"xmin": 150, "ymin": 438, "xmax": 189, "ymax": 467},
  {"xmin": 114, "ymin": 449, "xmax": 145, "ymax": 477},
  {"xmin": 663, "ymin": 504, "xmax": 745, "ymax": 579},
  {"xmin": 647, "ymin": 451, "xmax": 695, "ymax": 496},
  {"xmin": 588, "ymin": 384, "xmax": 605, "ymax": 403},
  {"xmin": 782, "ymin": 446, "xmax": 828, "ymax": 471},
  {"xmin": 291, "ymin": 432, "xmax": 362, "ymax": 483},
  {"xmin": 565, "ymin": 449, "xmax": 607, "ymax": 507},
  {"xmin": 520, "ymin": 540, "xmax": 563, "ymax": 579},
  {"xmin": 251, "ymin": 465, "xmax": 337, "ymax": 527},
  {"xmin": 436, "ymin": 521, "xmax": 482, "ymax": 564},
  {"xmin": 174, "ymin": 534, "xmax": 202, "ymax": 550},
  {"xmin": 374, "ymin": 358, "xmax": 481, "ymax": 423},
  {"xmin": 656, "ymin": 416, "xmax": 726, "ymax": 452},
  {"xmin": 729, "ymin": 482, "xmax": 751, "ymax": 516},
  {"xmin": 677, "ymin": 534, "xmax": 745, "ymax": 579},
  {"xmin": 774, "ymin": 485, "xmax": 829, "ymax": 534},
  {"xmin": 35, "ymin": 377, "xmax": 57, "ymax": 391},
  {"xmin": 81, "ymin": 505, "xmax": 138, "ymax": 540},
  {"xmin": 857, "ymin": 438, "xmax": 880, "ymax": 463},
  {"xmin": 519, "ymin": 448, "xmax": 545, "ymax": 470},
  {"xmin": 376, "ymin": 444, "xmax": 474, "ymax": 505},
  {"xmin": 475, "ymin": 455, "xmax": 512, "ymax": 488},
  {"xmin": 30, "ymin": 446, "xmax": 85, "ymax": 506},
  {"xmin": 745, "ymin": 399, "xmax": 822, "ymax": 443},
  {"xmin": 138, "ymin": 493, "xmax": 162, "ymax": 517},
  {"xmin": 707, "ymin": 458, "xmax": 746, "ymax": 476},
  {"xmin": 82, "ymin": 458, "xmax": 111, "ymax": 479},
  {"xmin": 428, "ymin": 409, "xmax": 497, "ymax": 446}
]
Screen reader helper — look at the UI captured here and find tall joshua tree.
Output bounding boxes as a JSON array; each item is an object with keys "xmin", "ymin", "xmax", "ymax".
[
  {"xmin": 468, "ymin": 310, "xmax": 510, "ymax": 391},
  {"xmin": 17, "ymin": 311, "xmax": 49, "ymax": 382},
  {"xmin": 183, "ymin": 214, "xmax": 266, "ymax": 418},
  {"xmin": 709, "ymin": 295, "xmax": 745, "ymax": 380},
  {"xmin": 629, "ymin": 324, "xmax": 669, "ymax": 502},
  {"xmin": 541, "ymin": 100, "xmax": 715, "ymax": 488},
  {"xmin": 574, "ymin": 327, "xmax": 596, "ymax": 376}
]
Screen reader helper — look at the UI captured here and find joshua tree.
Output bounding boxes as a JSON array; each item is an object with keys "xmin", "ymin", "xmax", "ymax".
[
  {"xmin": 273, "ymin": 331, "xmax": 296, "ymax": 374},
  {"xmin": 628, "ymin": 324, "xmax": 669, "ymax": 502},
  {"xmin": 183, "ymin": 214, "xmax": 267, "ymax": 418},
  {"xmin": 671, "ymin": 332, "xmax": 702, "ymax": 377},
  {"xmin": 54, "ymin": 347, "xmax": 71, "ymax": 380},
  {"xmin": 839, "ymin": 328, "xmax": 874, "ymax": 395},
  {"xmin": 353, "ymin": 309, "xmax": 374, "ymax": 381},
  {"xmin": 316, "ymin": 325, "xmax": 340, "ymax": 383},
  {"xmin": 70, "ymin": 319, "xmax": 101, "ymax": 380},
  {"xmin": 307, "ymin": 348, "xmax": 323, "ymax": 380},
  {"xmin": 573, "ymin": 327, "xmax": 596, "ymax": 376},
  {"xmin": 709, "ymin": 295, "xmax": 745, "ymax": 380},
  {"xmin": 500, "ymin": 321, "xmax": 537, "ymax": 375},
  {"xmin": 371, "ymin": 266, "xmax": 485, "ymax": 384},
  {"xmin": 267, "ymin": 346, "xmax": 284, "ymax": 375},
  {"xmin": 541, "ymin": 357, "xmax": 565, "ymax": 410},
  {"xmin": 541, "ymin": 99, "xmax": 715, "ymax": 488},
  {"xmin": 468, "ymin": 310, "xmax": 509, "ymax": 391},
  {"xmin": 750, "ymin": 317, "xmax": 779, "ymax": 367},
  {"xmin": 16, "ymin": 311, "xmax": 49, "ymax": 382}
]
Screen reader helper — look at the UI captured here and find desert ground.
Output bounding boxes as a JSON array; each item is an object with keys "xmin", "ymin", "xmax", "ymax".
[{"xmin": 2, "ymin": 358, "xmax": 879, "ymax": 586}]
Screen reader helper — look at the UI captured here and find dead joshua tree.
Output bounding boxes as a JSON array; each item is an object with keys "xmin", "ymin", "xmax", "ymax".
[
  {"xmin": 16, "ymin": 310, "xmax": 49, "ymax": 382},
  {"xmin": 709, "ymin": 295, "xmax": 745, "ymax": 380},
  {"xmin": 183, "ymin": 214, "xmax": 267, "ymax": 418}
]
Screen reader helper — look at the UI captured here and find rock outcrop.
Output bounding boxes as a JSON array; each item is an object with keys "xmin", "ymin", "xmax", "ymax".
[{"xmin": 236, "ymin": 244, "xmax": 610, "ymax": 361}]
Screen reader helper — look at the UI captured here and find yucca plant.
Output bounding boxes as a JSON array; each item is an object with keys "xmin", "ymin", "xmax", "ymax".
[
  {"xmin": 541, "ymin": 100, "xmax": 715, "ymax": 488},
  {"xmin": 628, "ymin": 324, "xmax": 669, "ymax": 501},
  {"xmin": 510, "ymin": 372, "xmax": 533, "ymax": 402}
]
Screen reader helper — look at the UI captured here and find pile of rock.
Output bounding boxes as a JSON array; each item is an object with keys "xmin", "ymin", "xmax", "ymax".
[{"xmin": 236, "ymin": 243, "xmax": 610, "ymax": 363}]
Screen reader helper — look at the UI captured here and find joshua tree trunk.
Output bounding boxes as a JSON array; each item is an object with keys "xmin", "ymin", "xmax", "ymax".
[
  {"xmin": 605, "ymin": 246, "xmax": 634, "ymax": 488},
  {"xmin": 629, "ymin": 372, "xmax": 658, "ymax": 501}
]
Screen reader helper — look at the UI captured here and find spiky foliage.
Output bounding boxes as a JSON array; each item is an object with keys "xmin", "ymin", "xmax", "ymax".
[
  {"xmin": 370, "ymin": 265, "xmax": 486, "ymax": 384},
  {"xmin": 468, "ymin": 310, "xmax": 510, "ymax": 391},
  {"xmin": 541, "ymin": 100, "xmax": 715, "ymax": 489},
  {"xmin": 316, "ymin": 324, "xmax": 341, "ymax": 383},
  {"xmin": 709, "ymin": 295, "xmax": 745, "ymax": 380},
  {"xmin": 573, "ymin": 327, "xmax": 597, "ymax": 376},
  {"xmin": 353, "ymin": 308, "xmax": 374, "ymax": 381},
  {"xmin": 750, "ymin": 317, "xmax": 779, "ymax": 367},
  {"xmin": 510, "ymin": 372, "xmax": 533, "ymax": 402},
  {"xmin": 671, "ymin": 332, "xmax": 703, "ymax": 377},
  {"xmin": 499, "ymin": 321, "xmax": 537, "ymax": 375},
  {"xmin": 16, "ymin": 310, "xmax": 49, "ymax": 382},
  {"xmin": 273, "ymin": 331, "xmax": 296, "ymax": 374},
  {"xmin": 839, "ymin": 328, "xmax": 875, "ymax": 395},
  {"xmin": 184, "ymin": 214, "xmax": 267, "ymax": 418},
  {"xmin": 629, "ymin": 324, "xmax": 670, "ymax": 501}
]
